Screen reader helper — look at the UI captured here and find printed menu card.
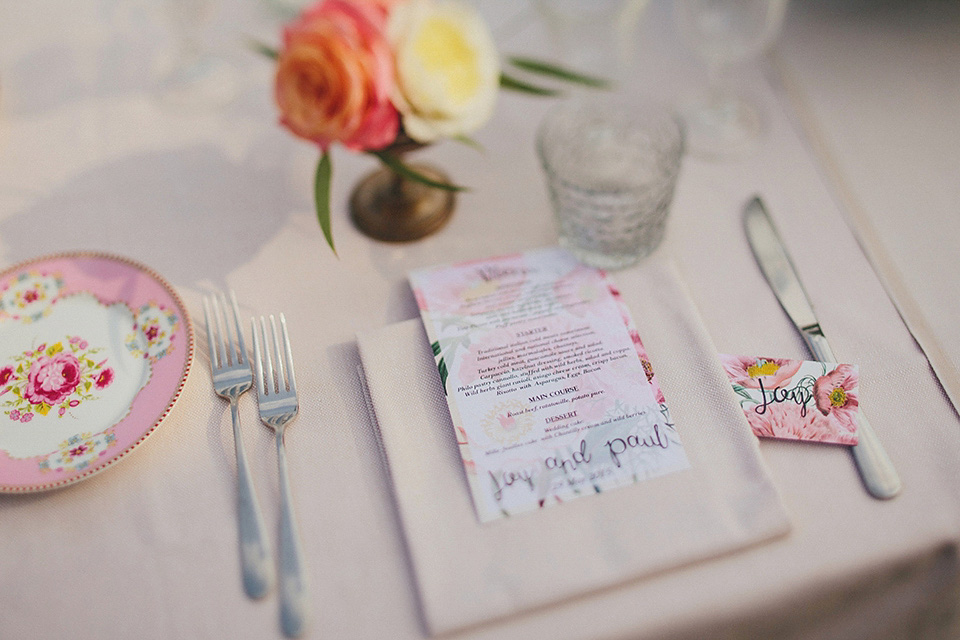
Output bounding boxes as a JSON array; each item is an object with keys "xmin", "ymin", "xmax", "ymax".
[{"xmin": 410, "ymin": 247, "xmax": 689, "ymax": 522}]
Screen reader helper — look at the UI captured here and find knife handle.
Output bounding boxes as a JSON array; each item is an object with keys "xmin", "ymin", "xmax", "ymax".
[
  {"xmin": 802, "ymin": 328, "xmax": 902, "ymax": 499},
  {"xmin": 850, "ymin": 413, "xmax": 902, "ymax": 499}
]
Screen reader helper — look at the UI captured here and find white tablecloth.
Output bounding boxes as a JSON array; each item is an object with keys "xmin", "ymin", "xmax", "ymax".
[
  {"xmin": 776, "ymin": 0, "xmax": 960, "ymax": 415},
  {"xmin": 2, "ymin": 1, "xmax": 959, "ymax": 638}
]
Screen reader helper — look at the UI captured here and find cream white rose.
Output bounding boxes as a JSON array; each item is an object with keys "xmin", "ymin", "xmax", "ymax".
[{"xmin": 388, "ymin": 0, "xmax": 500, "ymax": 142}]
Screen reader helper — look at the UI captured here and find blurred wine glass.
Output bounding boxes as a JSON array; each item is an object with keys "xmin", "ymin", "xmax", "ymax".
[
  {"xmin": 673, "ymin": 0, "xmax": 787, "ymax": 158},
  {"xmin": 533, "ymin": 0, "xmax": 649, "ymax": 83}
]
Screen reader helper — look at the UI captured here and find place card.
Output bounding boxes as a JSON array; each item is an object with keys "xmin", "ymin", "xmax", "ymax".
[
  {"xmin": 720, "ymin": 355, "xmax": 860, "ymax": 446},
  {"xmin": 410, "ymin": 247, "xmax": 689, "ymax": 522}
]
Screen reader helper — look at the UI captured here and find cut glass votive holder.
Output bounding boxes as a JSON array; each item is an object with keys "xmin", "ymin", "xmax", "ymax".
[{"xmin": 537, "ymin": 98, "xmax": 684, "ymax": 270}]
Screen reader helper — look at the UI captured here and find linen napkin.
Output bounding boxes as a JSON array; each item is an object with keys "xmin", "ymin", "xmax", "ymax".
[{"xmin": 357, "ymin": 255, "xmax": 790, "ymax": 636}]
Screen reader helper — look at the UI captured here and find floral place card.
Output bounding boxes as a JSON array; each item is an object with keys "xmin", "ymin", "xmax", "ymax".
[
  {"xmin": 410, "ymin": 247, "xmax": 689, "ymax": 522},
  {"xmin": 720, "ymin": 355, "xmax": 860, "ymax": 446}
]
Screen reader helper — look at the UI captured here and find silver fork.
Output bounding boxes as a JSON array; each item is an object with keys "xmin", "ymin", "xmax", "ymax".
[
  {"xmin": 203, "ymin": 291, "xmax": 274, "ymax": 599},
  {"xmin": 251, "ymin": 314, "xmax": 309, "ymax": 638}
]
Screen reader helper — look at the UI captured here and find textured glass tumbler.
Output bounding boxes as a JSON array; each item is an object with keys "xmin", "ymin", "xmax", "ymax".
[{"xmin": 537, "ymin": 99, "xmax": 684, "ymax": 270}]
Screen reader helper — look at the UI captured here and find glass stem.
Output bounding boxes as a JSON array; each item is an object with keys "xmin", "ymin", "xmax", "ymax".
[{"xmin": 705, "ymin": 60, "xmax": 736, "ymax": 124}]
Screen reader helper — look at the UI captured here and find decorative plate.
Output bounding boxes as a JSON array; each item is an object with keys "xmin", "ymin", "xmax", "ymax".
[{"xmin": 0, "ymin": 253, "xmax": 193, "ymax": 492}]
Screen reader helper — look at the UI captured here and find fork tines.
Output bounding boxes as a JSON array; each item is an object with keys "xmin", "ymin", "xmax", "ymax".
[
  {"xmin": 251, "ymin": 314, "xmax": 298, "ymax": 398},
  {"xmin": 203, "ymin": 290, "xmax": 249, "ymax": 370}
]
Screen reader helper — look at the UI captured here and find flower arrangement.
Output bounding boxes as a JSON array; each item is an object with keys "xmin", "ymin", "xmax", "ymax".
[{"xmin": 256, "ymin": 0, "xmax": 606, "ymax": 253}]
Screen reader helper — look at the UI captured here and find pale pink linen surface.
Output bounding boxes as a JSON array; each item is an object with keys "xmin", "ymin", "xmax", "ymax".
[
  {"xmin": 357, "ymin": 255, "xmax": 791, "ymax": 635},
  {"xmin": 777, "ymin": 0, "xmax": 960, "ymax": 415},
  {"xmin": 1, "ymin": 1, "xmax": 959, "ymax": 639}
]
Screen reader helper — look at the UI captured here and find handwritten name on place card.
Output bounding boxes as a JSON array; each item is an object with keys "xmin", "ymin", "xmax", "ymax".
[{"xmin": 720, "ymin": 355, "xmax": 860, "ymax": 446}]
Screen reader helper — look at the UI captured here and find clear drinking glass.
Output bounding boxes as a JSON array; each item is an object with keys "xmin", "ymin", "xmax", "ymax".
[{"xmin": 537, "ymin": 99, "xmax": 684, "ymax": 270}]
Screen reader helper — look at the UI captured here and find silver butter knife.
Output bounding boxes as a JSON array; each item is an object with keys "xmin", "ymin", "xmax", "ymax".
[{"xmin": 743, "ymin": 196, "xmax": 901, "ymax": 499}]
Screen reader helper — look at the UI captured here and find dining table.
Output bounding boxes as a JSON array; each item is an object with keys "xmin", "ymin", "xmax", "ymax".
[{"xmin": 2, "ymin": 0, "xmax": 960, "ymax": 638}]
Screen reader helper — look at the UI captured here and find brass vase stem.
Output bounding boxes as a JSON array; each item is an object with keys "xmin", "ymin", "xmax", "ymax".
[{"xmin": 349, "ymin": 150, "xmax": 456, "ymax": 243}]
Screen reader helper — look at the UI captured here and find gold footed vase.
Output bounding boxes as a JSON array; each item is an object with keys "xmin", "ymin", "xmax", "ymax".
[{"xmin": 349, "ymin": 145, "xmax": 456, "ymax": 243}]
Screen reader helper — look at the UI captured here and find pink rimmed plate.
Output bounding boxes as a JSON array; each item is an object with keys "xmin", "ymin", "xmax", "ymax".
[{"xmin": 0, "ymin": 253, "xmax": 193, "ymax": 492}]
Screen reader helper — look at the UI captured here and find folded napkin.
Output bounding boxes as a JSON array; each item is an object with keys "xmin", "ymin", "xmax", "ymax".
[{"xmin": 357, "ymin": 255, "xmax": 790, "ymax": 636}]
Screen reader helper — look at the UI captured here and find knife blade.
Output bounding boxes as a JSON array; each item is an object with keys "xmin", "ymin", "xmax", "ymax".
[{"xmin": 743, "ymin": 196, "xmax": 901, "ymax": 499}]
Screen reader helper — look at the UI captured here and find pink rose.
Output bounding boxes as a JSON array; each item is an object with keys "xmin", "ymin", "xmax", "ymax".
[
  {"xmin": 276, "ymin": 0, "xmax": 399, "ymax": 151},
  {"xmin": 0, "ymin": 365, "xmax": 13, "ymax": 386},
  {"xmin": 24, "ymin": 353, "xmax": 82, "ymax": 406}
]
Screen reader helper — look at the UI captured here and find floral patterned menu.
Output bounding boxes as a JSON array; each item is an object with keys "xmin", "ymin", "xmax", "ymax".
[{"xmin": 410, "ymin": 247, "xmax": 689, "ymax": 522}]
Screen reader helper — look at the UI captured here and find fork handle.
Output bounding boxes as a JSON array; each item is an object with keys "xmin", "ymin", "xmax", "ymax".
[
  {"xmin": 276, "ymin": 430, "xmax": 309, "ymax": 638},
  {"xmin": 231, "ymin": 398, "xmax": 274, "ymax": 599}
]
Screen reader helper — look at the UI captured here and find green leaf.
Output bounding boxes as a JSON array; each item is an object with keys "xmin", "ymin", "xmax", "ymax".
[
  {"xmin": 452, "ymin": 135, "xmax": 485, "ymax": 153},
  {"xmin": 431, "ymin": 341, "xmax": 442, "ymax": 357},
  {"xmin": 371, "ymin": 151, "xmax": 467, "ymax": 192},
  {"xmin": 437, "ymin": 357, "xmax": 448, "ymax": 395},
  {"xmin": 507, "ymin": 56, "xmax": 611, "ymax": 89},
  {"xmin": 314, "ymin": 151, "xmax": 336, "ymax": 255},
  {"xmin": 499, "ymin": 72, "xmax": 561, "ymax": 97},
  {"xmin": 732, "ymin": 385, "xmax": 754, "ymax": 402},
  {"xmin": 247, "ymin": 39, "xmax": 279, "ymax": 61}
]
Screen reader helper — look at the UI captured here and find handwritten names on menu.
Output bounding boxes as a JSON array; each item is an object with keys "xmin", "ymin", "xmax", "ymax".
[{"xmin": 411, "ymin": 248, "xmax": 689, "ymax": 522}]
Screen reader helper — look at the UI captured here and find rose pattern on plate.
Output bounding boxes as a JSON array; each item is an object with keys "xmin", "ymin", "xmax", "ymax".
[
  {"xmin": 0, "ymin": 271, "xmax": 64, "ymax": 323},
  {"xmin": 0, "ymin": 255, "xmax": 192, "ymax": 491},
  {"xmin": 37, "ymin": 429, "xmax": 118, "ymax": 473},
  {"xmin": 125, "ymin": 302, "xmax": 180, "ymax": 363},
  {"xmin": 1, "ymin": 336, "xmax": 115, "ymax": 422}
]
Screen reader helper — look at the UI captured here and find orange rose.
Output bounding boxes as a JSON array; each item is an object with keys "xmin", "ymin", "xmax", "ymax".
[{"xmin": 275, "ymin": 0, "xmax": 399, "ymax": 151}]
